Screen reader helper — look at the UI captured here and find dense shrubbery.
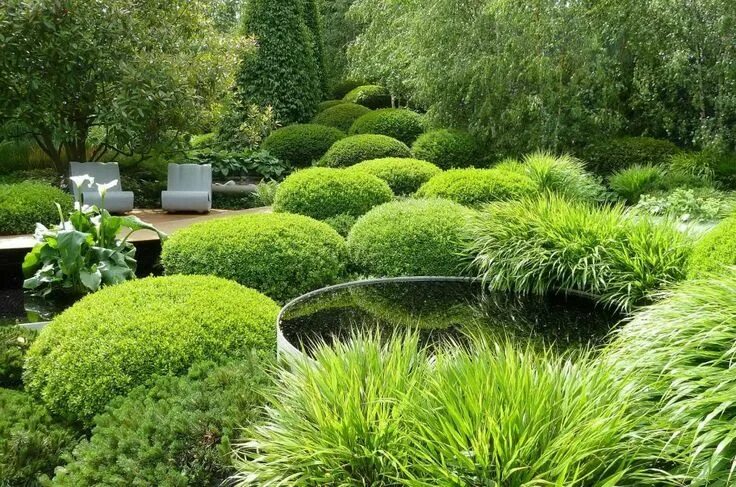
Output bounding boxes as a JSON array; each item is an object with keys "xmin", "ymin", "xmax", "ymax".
[
  {"xmin": 411, "ymin": 129, "xmax": 480, "ymax": 169},
  {"xmin": 234, "ymin": 334, "xmax": 665, "ymax": 486},
  {"xmin": 0, "ymin": 388, "xmax": 79, "ymax": 485},
  {"xmin": 0, "ymin": 326, "xmax": 36, "ymax": 389},
  {"xmin": 495, "ymin": 152, "xmax": 605, "ymax": 202},
  {"xmin": 162, "ymin": 213, "xmax": 347, "ymax": 301},
  {"xmin": 608, "ymin": 165, "xmax": 665, "ymax": 204},
  {"xmin": 316, "ymin": 100, "xmax": 346, "ymax": 112},
  {"xmin": 348, "ymin": 157, "xmax": 442, "ymax": 195},
  {"xmin": 578, "ymin": 137, "xmax": 681, "ymax": 175},
  {"xmin": 347, "ymin": 199, "xmax": 472, "ymax": 277},
  {"xmin": 416, "ymin": 168, "xmax": 538, "ymax": 207},
  {"xmin": 24, "ymin": 275, "xmax": 279, "ymax": 424},
  {"xmin": 342, "ymin": 84, "xmax": 392, "ymax": 109},
  {"xmin": 688, "ymin": 217, "xmax": 736, "ymax": 278},
  {"xmin": 312, "ymin": 103, "xmax": 371, "ymax": 132},
  {"xmin": 50, "ymin": 357, "xmax": 270, "ymax": 486},
  {"xmin": 260, "ymin": 124, "xmax": 345, "ymax": 168},
  {"xmin": 318, "ymin": 134, "xmax": 411, "ymax": 167},
  {"xmin": 273, "ymin": 167, "xmax": 393, "ymax": 221},
  {"xmin": 669, "ymin": 149, "xmax": 736, "ymax": 187},
  {"xmin": 606, "ymin": 271, "xmax": 736, "ymax": 485},
  {"xmin": 349, "ymin": 108, "xmax": 425, "ymax": 145},
  {"xmin": 331, "ymin": 79, "xmax": 365, "ymax": 99},
  {"xmin": 465, "ymin": 195, "xmax": 691, "ymax": 310},
  {"xmin": 0, "ymin": 183, "xmax": 73, "ymax": 235}
]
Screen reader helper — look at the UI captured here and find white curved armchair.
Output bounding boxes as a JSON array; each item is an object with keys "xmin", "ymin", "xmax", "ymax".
[
  {"xmin": 161, "ymin": 163, "xmax": 212, "ymax": 213},
  {"xmin": 69, "ymin": 162, "xmax": 134, "ymax": 214}
]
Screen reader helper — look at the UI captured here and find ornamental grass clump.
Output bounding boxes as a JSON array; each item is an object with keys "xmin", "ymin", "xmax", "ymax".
[
  {"xmin": 608, "ymin": 165, "xmax": 666, "ymax": 204},
  {"xmin": 605, "ymin": 269, "xmax": 736, "ymax": 485},
  {"xmin": 465, "ymin": 194, "xmax": 691, "ymax": 311}
]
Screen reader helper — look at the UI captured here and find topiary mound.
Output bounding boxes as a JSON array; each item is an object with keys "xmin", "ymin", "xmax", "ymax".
[
  {"xmin": 50, "ymin": 357, "xmax": 270, "ymax": 486},
  {"xmin": 0, "ymin": 388, "xmax": 80, "ymax": 485},
  {"xmin": 342, "ymin": 84, "xmax": 392, "ymax": 109},
  {"xmin": 348, "ymin": 158, "xmax": 442, "ymax": 195},
  {"xmin": 162, "ymin": 213, "xmax": 347, "ymax": 301},
  {"xmin": 577, "ymin": 137, "xmax": 681, "ymax": 175},
  {"xmin": 349, "ymin": 109, "xmax": 425, "ymax": 145},
  {"xmin": 0, "ymin": 326, "xmax": 37, "ymax": 389},
  {"xmin": 273, "ymin": 167, "xmax": 393, "ymax": 221},
  {"xmin": 331, "ymin": 79, "xmax": 365, "ymax": 99},
  {"xmin": 347, "ymin": 199, "xmax": 472, "ymax": 277},
  {"xmin": 318, "ymin": 134, "xmax": 411, "ymax": 168},
  {"xmin": 316, "ymin": 100, "xmax": 347, "ymax": 113},
  {"xmin": 416, "ymin": 168, "xmax": 539, "ymax": 207},
  {"xmin": 312, "ymin": 103, "xmax": 371, "ymax": 133},
  {"xmin": 0, "ymin": 182, "xmax": 73, "ymax": 236},
  {"xmin": 688, "ymin": 217, "xmax": 736, "ymax": 278},
  {"xmin": 411, "ymin": 129, "xmax": 480, "ymax": 170},
  {"xmin": 260, "ymin": 124, "xmax": 346, "ymax": 168},
  {"xmin": 24, "ymin": 275, "xmax": 280, "ymax": 424}
]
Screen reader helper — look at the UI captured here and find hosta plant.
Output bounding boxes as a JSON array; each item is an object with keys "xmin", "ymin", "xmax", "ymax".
[{"xmin": 22, "ymin": 176, "xmax": 165, "ymax": 298}]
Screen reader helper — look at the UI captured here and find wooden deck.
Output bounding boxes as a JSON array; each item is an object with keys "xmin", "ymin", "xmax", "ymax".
[{"xmin": 0, "ymin": 207, "xmax": 272, "ymax": 251}]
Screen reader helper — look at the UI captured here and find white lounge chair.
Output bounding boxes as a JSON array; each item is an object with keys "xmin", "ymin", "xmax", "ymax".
[
  {"xmin": 161, "ymin": 163, "xmax": 212, "ymax": 213},
  {"xmin": 69, "ymin": 161, "xmax": 134, "ymax": 214}
]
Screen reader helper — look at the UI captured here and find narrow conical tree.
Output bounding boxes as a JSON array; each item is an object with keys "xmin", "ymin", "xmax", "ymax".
[
  {"xmin": 301, "ymin": 0, "xmax": 328, "ymax": 96},
  {"xmin": 237, "ymin": 0, "xmax": 321, "ymax": 124}
]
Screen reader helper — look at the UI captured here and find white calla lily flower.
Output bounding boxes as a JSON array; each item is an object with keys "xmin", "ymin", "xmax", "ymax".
[
  {"xmin": 69, "ymin": 174, "xmax": 94, "ymax": 190},
  {"xmin": 96, "ymin": 179, "xmax": 118, "ymax": 198}
]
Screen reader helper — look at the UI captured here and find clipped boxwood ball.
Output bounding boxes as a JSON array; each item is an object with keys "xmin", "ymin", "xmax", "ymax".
[
  {"xmin": 312, "ymin": 103, "xmax": 372, "ymax": 133},
  {"xmin": 349, "ymin": 108, "xmax": 425, "ymax": 145},
  {"xmin": 348, "ymin": 158, "xmax": 442, "ymax": 195},
  {"xmin": 0, "ymin": 182, "xmax": 73, "ymax": 236},
  {"xmin": 688, "ymin": 217, "xmax": 736, "ymax": 278},
  {"xmin": 347, "ymin": 198, "xmax": 473, "ymax": 277},
  {"xmin": 23, "ymin": 275, "xmax": 280, "ymax": 424},
  {"xmin": 162, "ymin": 213, "xmax": 347, "ymax": 301},
  {"xmin": 332, "ymin": 79, "xmax": 366, "ymax": 99},
  {"xmin": 273, "ymin": 167, "xmax": 393, "ymax": 221},
  {"xmin": 318, "ymin": 134, "xmax": 411, "ymax": 168},
  {"xmin": 342, "ymin": 85, "xmax": 392, "ymax": 109},
  {"xmin": 416, "ymin": 168, "xmax": 539, "ymax": 207},
  {"xmin": 316, "ymin": 100, "xmax": 347, "ymax": 113},
  {"xmin": 412, "ymin": 129, "xmax": 480, "ymax": 170},
  {"xmin": 260, "ymin": 124, "xmax": 346, "ymax": 168}
]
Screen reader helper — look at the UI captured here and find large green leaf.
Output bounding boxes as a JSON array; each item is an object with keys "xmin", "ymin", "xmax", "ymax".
[
  {"xmin": 80, "ymin": 267, "xmax": 102, "ymax": 292},
  {"xmin": 111, "ymin": 215, "xmax": 168, "ymax": 242},
  {"xmin": 57, "ymin": 230, "xmax": 92, "ymax": 275}
]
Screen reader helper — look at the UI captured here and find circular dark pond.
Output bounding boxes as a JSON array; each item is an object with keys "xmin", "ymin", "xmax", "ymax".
[{"xmin": 278, "ymin": 278, "xmax": 624, "ymax": 358}]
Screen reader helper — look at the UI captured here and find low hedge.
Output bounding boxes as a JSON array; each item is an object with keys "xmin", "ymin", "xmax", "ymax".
[
  {"xmin": 162, "ymin": 213, "xmax": 347, "ymax": 301},
  {"xmin": 316, "ymin": 100, "xmax": 347, "ymax": 113},
  {"xmin": 0, "ymin": 326, "xmax": 37, "ymax": 389},
  {"xmin": 347, "ymin": 199, "xmax": 473, "ymax": 277},
  {"xmin": 312, "ymin": 103, "xmax": 372, "ymax": 133},
  {"xmin": 348, "ymin": 158, "xmax": 442, "ymax": 195},
  {"xmin": 342, "ymin": 84, "xmax": 392, "ymax": 109},
  {"xmin": 273, "ymin": 167, "xmax": 393, "ymax": 221},
  {"xmin": 50, "ymin": 357, "xmax": 270, "ymax": 486},
  {"xmin": 688, "ymin": 217, "xmax": 736, "ymax": 278},
  {"xmin": 24, "ymin": 275, "xmax": 280, "ymax": 424},
  {"xmin": 260, "ymin": 124, "xmax": 346, "ymax": 168},
  {"xmin": 318, "ymin": 134, "xmax": 412, "ymax": 168},
  {"xmin": 577, "ymin": 137, "xmax": 681, "ymax": 175},
  {"xmin": 416, "ymin": 168, "xmax": 538, "ymax": 207},
  {"xmin": 0, "ymin": 182, "xmax": 73, "ymax": 235},
  {"xmin": 349, "ymin": 109, "xmax": 425, "ymax": 145},
  {"xmin": 0, "ymin": 388, "xmax": 80, "ymax": 485},
  {"xmin": 411, "ymin": 129, "xmax": 480, "ymax": 169}
]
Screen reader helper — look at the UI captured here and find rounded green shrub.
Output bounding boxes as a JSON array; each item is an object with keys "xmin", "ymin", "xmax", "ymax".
[
  {"xmin": 347, "ymin": 199, "xmax": 472, "ymax": 277},
  {"xmin": 688, "ymin": 217, "xmax": 736, "ymax": 278},
  {"xmin": 316, "ymin": 100, "xmax": 347, "ymax": 113},
  {"xmin": 416, "ymin": 168, "xmax": 538, "ymax": 207},
  {"xmin": 411, "ymin": 129, "xmax": 480, "ymax": 170},
  {"xmin": 606, "ymin": 270, "xmax": 736, "ymax": 485},
  {"xmin": 162, "ymin": 213, "xmax": 347, "ymax": 301},
  {"xmin": 0, "ymin": 326, "xmax": 37, "ymax": 389},
  {"xmin": 348, "ymin": 157, "xmax": 442, "ymax": 195},
  {"xmin": 349, "ymin": 108, "xmax": 425, "ymax": 145},
  {"xmin": 323, "ymin": 213, "xmax": 358, "ymax": 237},
  {"xmin": 24, "ymin": 275, "xmax": 280, "ymax": 424},
  {"xmin": 608, "ymin": 165, "xmax": 665, "ymax": 204},
  {"xmin": 260, "ymin": 124, "xmax": 346, "ymax": 168},
  {"xmin": 318, "ymin": 134, "xmax": 412, "ymax": 168},
  {"xmin": 331, "ymin": 79, "xmax": 365, "ymax": 99},
  {"xmin": 312, "ymin": 103, "xmax": 372, "ymax": 133},
  {"xmin": 0, "ymin": 388, "xmax": 80, "ymax": 485},
  {"xmin": 577, "ymin": 137, "xmax": 681, "ymax": 175},
  {"xmin": 0, "ymin": 183, "xmax": 73, "ymax": 236},
  {"xmin": 50, "ymin": 357, "xmax": 270, "ymax": 487},
  {"xmin": 273, "ymin": 167, "xmax": 393, "ymax": 221},
  {"xmin": 342, "ymin": 84, "xmax": 392, "ymax": 109}
]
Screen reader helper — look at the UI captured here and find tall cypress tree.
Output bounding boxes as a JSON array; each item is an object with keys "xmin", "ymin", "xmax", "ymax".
[
  {"xmin": 301, "ymin": 0, "xmax": 327, "ymax": 96},
  {"xmin": 237, "ymin": 0, "xmax": 321, "ymax": 124}
]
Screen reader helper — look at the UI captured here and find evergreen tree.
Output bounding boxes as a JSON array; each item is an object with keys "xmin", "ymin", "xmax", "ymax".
[{"xmin": 302, "ymin": 0, "xmax": 328, "ymax": 96}]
